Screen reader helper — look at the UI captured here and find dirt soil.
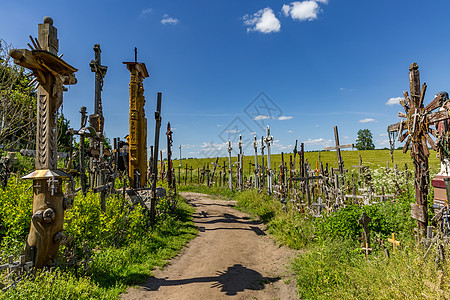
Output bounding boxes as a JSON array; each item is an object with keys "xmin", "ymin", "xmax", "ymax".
[{"xmin": 121, "ymin": 192, "xmax": 298, "ymax": 300}]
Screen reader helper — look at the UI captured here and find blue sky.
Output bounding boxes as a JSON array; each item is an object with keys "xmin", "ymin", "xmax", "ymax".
[{"xmin": 2, "ymin": 1, "xmax": 450, "ymax": 158}]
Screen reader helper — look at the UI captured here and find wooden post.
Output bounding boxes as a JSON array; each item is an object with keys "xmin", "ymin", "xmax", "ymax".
[
  {"xmin": 12, "ymin": 17, "xmax": 78, "ymax": 268},
  {"xmin": 358, "ymin": 212, "xmax": 372, "ymax": 258}
]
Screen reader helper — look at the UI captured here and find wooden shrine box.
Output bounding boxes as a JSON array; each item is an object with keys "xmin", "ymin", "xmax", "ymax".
[{"xmin": 431, "ymin": 175, "xmax": 450, "ymax": 209}]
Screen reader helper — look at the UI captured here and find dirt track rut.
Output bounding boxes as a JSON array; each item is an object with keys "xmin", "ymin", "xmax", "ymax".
[{"xmin": 121, "ymin": 192, "xmax": 298, "ymax": 300}]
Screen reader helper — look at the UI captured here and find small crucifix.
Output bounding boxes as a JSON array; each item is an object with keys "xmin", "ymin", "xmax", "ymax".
[
  {"xmin": 311, "ymin": 197, "xmax": 326, "ymax": 217},
  {"xmin": 388, "ymin": 233, "xmax": 401, "ymax": 254}
]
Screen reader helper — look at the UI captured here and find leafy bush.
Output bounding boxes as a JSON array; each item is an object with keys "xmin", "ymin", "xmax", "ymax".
[
  {"xmin": 315, "ymin": 198, "xmax": 415, "ymax": 241},
  {"xmin": 0, "ymin": 180, "xmax": 33, "ymax": 255}
]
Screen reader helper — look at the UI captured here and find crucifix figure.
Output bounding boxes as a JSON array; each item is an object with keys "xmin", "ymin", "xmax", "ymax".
[
  {"xmin": 11, "ymin": 17, "xmax": 77, "ymax": 268},
  {"xmin": 358, "ymin": 212, "xmax": 372, "ymax": 258},
  {"xmin": 89, "ymin": 44, "xmax": 107, "ymax": 135},
  {"xmin": 324, "ymin": 126, "xmax": 353, "ymax": 186},
  {"xmin": 388, "ymin": 63, "xmax": 450, "ymax": 235},
  {"xmin": 88, "ymin": 44, "xmax": 109, "ymax": 210}
]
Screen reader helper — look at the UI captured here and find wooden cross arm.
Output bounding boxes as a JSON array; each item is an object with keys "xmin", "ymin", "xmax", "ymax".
[
  {"xmin": 426, "ymin": 110, "xmax": 450, "ymax": 124},
  {"xmin": 323, "ymin": 143, "xmax": 354, "ymax": 151},
  {"xmin": 292, "ymin": 176, "xmax": 321, "ymax": 181},
  {"xmin": 388, "ymin": 120, "xmax": 406, "ymax": 133},
  {"xmin": 10, "ymin": 49, "xmax": 77, "ymax": 75}
]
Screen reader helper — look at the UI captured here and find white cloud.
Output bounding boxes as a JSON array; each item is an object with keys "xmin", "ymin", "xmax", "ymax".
[
  {"xmin": 278, "ymin": 116, "xmax": 293, "ymax": 120},
  {"xmin": 288, "ymin": 130, "xmax": 293, "ymax": 133},
  {"xmin": 304, "ymin": 138, "xmax": 333, "ymax": 147},
  {"xmin": 379, "ymin": 133, "xmax": 388, "ymax": 137},
  {"xmin": 359, "ymin": 118, "xmax": 376, "ymax": 123},
  {"xmin": 226, "ymin": 129, "xmax": 240, "ymax": 133},
  {"xmin": 217, "ymin": 124, "xmax": 223, "ymax": 127},
  {"xmin": 250, "ymin": 131, "xmax": 257, "ymax": 135},
  {"xmin": 343, "ymin": 136, "xmax": 350, "ymax": 139},
  {"xmin": 140, "ymin": 8, "xmax": 152, "ymax": 17},
  {"xmin": 282, "ymin": 1, "xmax": 327, "ymax": 21},
  {"xmin": 385, "ymin": 97, "xmax": 402, "ymax": 106},
  {"xmin": 161, "ymin": 14, "xmax": 179, "ymax": 25},
  {"xmin": 314, "ymin": 124, "xmax": 320, "ymax": 127},
  {"xmin": 243, "ymin": 8, "xmax": 281, "ymax": 33},
  {"xmin": 253, "ymin": 115, "xmax": 271, "ymax": 120}
]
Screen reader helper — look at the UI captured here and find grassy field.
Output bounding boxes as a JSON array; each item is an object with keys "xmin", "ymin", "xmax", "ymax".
[{"xmin": 170, "ymin": 149, "xmax": 441, "ymax": 176}]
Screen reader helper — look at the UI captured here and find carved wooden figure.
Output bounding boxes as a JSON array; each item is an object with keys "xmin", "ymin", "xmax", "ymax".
[
  {"xmin": 123, "ymin": 56, "xmax": 149, "ymax": 188},
  {"xmin": 10, "ymin": 17, "xmax": 77, "ymax": 268}
]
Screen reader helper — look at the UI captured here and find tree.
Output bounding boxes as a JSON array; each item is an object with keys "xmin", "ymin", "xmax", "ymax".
[
  {"xmin": 0, "ymin": 39, "xmax": 37, "ymax": 149},
  {"xmin": 355, "ymin": 129, "xmax": 375, "ymax": 150}
]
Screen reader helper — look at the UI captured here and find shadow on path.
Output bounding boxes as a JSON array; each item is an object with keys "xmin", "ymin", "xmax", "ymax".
[{"xmin": 140, "ymin": 264, "xmax": 279, "ymax": 296}]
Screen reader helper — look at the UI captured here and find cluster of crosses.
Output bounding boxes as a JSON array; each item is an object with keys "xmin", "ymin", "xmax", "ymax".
[{"xmin": 9, "ymin": 17, "xmax": 171, "ymax": 268}]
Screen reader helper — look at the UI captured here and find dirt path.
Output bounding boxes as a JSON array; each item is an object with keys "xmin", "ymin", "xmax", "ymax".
[{"xmin": 121, "ymin": 192, "xmax": 298, "ymax": 300}]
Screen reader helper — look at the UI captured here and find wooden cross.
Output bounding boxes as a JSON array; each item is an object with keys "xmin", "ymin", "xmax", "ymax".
[
  {"xmin": 166, "ymin": 122, "xmax": 174, "ymax": 188},
  {"xmin": 150, "ymin": 93, "xmax": 163, "ymax": 221},
  {"xmin": 89, "ymin": 44, "xmax": 107, "ymax": 135},
  {"xmin": 324, "ymin": 126, "xmax": 354, "ymax": 185},
  {"xmin": 388, "ymin": 63, "xmax": 450, "ymax": 234},
  {"xmin": 358, "ymin": 212, "xmax": 372, "ymax": 258},
  {"xmin": 292, "ymin": 167, "xmax": 321, "ymax": 206},
  {"xmin": 311, "ymin": 197, "xmax": 326, "ymax": 216},
  {"xmin": 388, "ymin": 233, "xmax": 401, "ymax": 254},
  {"xmin": 352, "ymin": 153, "xmax": 364, "ymax": 184}
]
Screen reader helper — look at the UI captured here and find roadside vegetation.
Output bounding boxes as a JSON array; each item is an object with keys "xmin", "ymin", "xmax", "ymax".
[{"xmin": 0, "ymin": 179, "xmax": 197, "ymax": 299}]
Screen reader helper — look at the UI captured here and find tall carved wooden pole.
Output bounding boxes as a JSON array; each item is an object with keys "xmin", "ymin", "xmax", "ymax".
[
  {"xmin": 123, "ymin": 56, "xmax": 149, "ymax": 188},
  {"xmin": 10, "ymin": 17, "xmax": 77, "ymax": 268},
  {"xmin": 89, "ymin": 44, "xmax": 108, "ymax": 209}
]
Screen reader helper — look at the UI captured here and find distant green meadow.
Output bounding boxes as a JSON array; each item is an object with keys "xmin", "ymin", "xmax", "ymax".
[{"xmin": 169, "ymin": 149, "xmax": 441, "ymax": 176}]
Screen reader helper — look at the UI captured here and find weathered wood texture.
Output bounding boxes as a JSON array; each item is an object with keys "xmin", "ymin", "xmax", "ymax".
[{"xmin": 11, "ymin": 17, "xmax": 77, "ymax": 268}]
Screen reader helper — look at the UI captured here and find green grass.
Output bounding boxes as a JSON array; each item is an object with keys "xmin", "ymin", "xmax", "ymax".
[
  {"xmin": 170, "ymin": 149, "xmax": 441, "ymax": 179},
  {"xmin": 219, "ymin": 183, "xmax": 449, "ymax": 299},
  {"xmin": 0, "ymin": 195, "xmax": 197, "ymax": 299}
]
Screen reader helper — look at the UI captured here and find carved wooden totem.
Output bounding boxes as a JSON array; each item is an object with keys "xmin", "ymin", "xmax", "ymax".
[
  {"xmin": 123, "ymin": 61, "xmax": 149, "ymax": 188},
  {"xmin": 10, "ymin": 17, "xmax": 77, "ymax": 267}
]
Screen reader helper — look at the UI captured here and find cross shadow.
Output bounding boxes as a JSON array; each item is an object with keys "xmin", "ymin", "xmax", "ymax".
[
  {"xmin": 194, "ymin": 213, "xmax": 258, "ymax": 225},
  {"xmin": 140, "ymin": 264, "xmax": 279, "ymax": 296}
]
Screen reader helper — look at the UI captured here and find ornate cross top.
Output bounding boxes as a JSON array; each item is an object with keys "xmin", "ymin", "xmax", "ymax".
[
  {"xmin": 388, "ymin": 63, "xmax": 450, "ymax": 234},
  {"xmin": 89, "ymin": 44, "xmax": 108, "ymax": 118}
]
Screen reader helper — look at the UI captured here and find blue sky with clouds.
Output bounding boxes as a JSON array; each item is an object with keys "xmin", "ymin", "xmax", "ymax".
[{"xmin": 2, "ymin": 1, "xmax": 450, "ymax": 158}]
